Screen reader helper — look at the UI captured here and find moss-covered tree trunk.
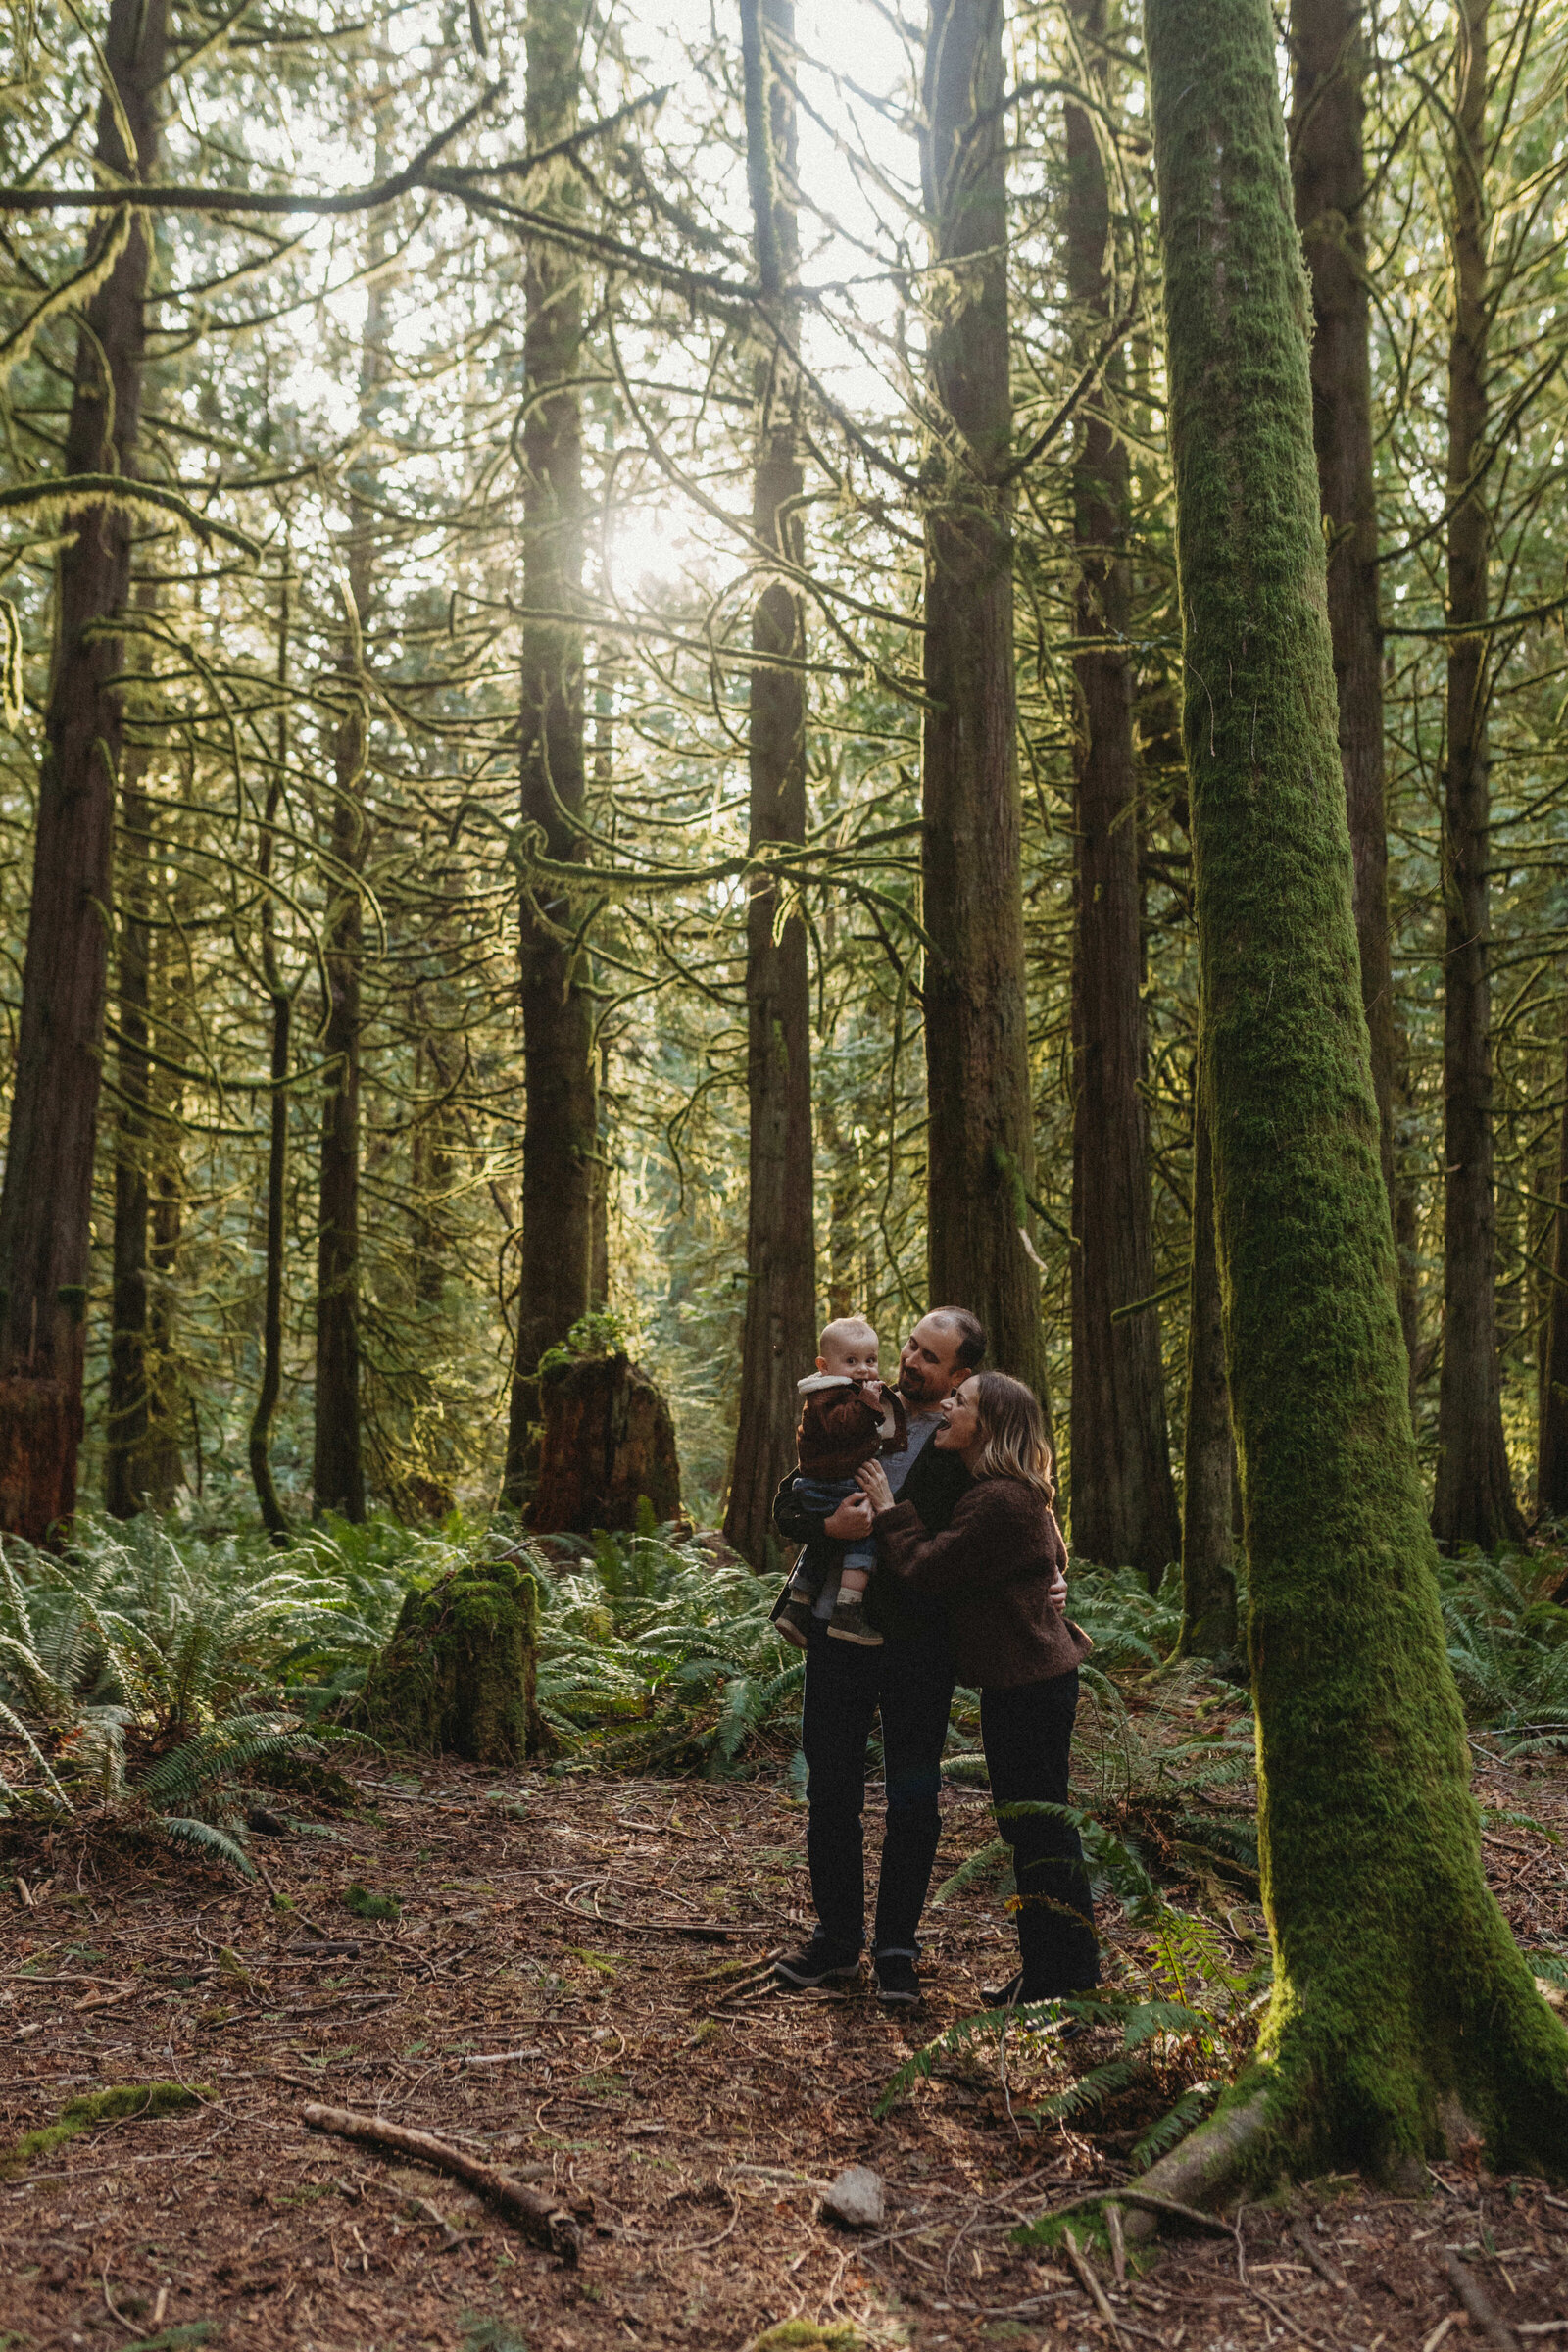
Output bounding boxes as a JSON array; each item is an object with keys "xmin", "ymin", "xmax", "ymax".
[
  {"xmin": 1144, "ymin": 0, "xmax": 1567, "ymax": 2183},
  {"xmin": 1177, "ymin": 1085, "xmax": 1237, "ymax": 1660},
  {"xmin": 1538, "ymin": 989, "xmax": 1568, "ymax": 1517},
  {"xmin": 1066, "ymin": 0, "xmax": 1178, "ymax": 1584},
  {"xmin": 723, "ymin": 0, "xmax": 816, "ymax": 1573},
  {"xmin": 501, "ymin": 0, "xmax": 598, "ymax": 1506},
  {"xmin": 1289, "ymin": 0, "xmax": 1417, "ymax": 1373},
  {"xmin": 1432, "ymin": 0, "xmax": 1522, "ymax": 1553},
  {"xmin": 918, "ymin": 0, "xmax": 1050, "ymax": 1414}
]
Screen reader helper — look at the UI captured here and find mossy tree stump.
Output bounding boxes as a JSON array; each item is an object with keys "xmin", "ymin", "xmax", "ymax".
[
  {"xmin": 358, "ymin": 1556, "xmax": 541, "ymax": 1763},
  {"xmin": 526, "ymin": 1350, "xmax": 681, "ymax": 1536}
]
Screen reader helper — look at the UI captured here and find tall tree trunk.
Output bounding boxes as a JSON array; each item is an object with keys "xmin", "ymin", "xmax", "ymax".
[
  {"xmin": 1432, "ymin": 0, "xmax": 1522, "ymax": 1550},
  {"xmin": 313, "ymin": 133, "xmax": 390, "ymax": 1524},
  {"xmin": 1066, "ymin": 0, "xmax": 1178, "ymax": 1580},
  {"xmin": 0, "ymin": 0, "xmax": 168, "ymax": 1544},
  {"xmin": 502, "ymin": 0, "xmax": 597, "ymax": 1504},
  {"xmin": 1141, "ymin": 0, "xmax": 1566, "ymax": 2190},
  {"xmin": 106, "ymin": 682, "xmax": 154, "ymax": 1519},
  {"xmin": 919, "ymin": 0, "xmax": 1050, "ymax": 1413},
  {"xmin": 1178, "ymin": 1081, "xmax": 1237, "ymax": 1659},
  {"xmin": 1536, "ymin": 988, "xmax": 1568, "ymax": 1517},
  {"xmin": 251, "ymin": 564, "xmax": 293, "ymax": 1544},
  {"xmin": 1289, "ymin": 0, "xmax": 1417, "ymax": 1374},
  {"xmin": 723, "ymin": 0, "xmax": 816, "ymax": 1572}
]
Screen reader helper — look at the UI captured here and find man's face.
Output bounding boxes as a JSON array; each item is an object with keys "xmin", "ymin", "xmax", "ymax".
[{"xmin": 898, "ymin": 1314, "xmax": 967, "ymax": 1405}]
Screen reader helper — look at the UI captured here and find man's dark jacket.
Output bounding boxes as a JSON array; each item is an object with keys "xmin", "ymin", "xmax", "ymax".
[{"xmin": 770, "ymin": 1428, "xmax": 970, "ymax": 1642}]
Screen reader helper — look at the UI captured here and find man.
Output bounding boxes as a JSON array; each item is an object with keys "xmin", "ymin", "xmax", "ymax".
[{"xmin": 770, "ymin": 1306, "xmax": 985, "ymax": 2007}]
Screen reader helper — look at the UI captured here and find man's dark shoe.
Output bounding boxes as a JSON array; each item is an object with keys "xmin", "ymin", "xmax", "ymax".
[
  {"xmin": 774, "ymin": 1936, "xmax": 860, "ymax": 1989},
  {"xmin": 874, "ymin": 1951, "xmax": 920, "ymax": 2006},
  {"xmin": 981, "ymin": 1969, "xmax": 1024, "ymax": 2009}
]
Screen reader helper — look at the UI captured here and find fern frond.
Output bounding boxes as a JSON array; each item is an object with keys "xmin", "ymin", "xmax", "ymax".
[
  {"xmin": 0, "ymin": 1697, "xmax": 74, "ymax": 1807},
  {"xmin": 1029, "ymin": 2055, "xmax": 1149, "ymax": 2125},
  {"xmin": 1132, "ymin": 2082, "xmax": 1219, "ymax": 2169},
  {"xmin": 155, "ymin": 1815, "xmax": 257, "ymax": 1876},
  {"xmin": 930, "ymin": 1836, "xmax": 1011, "ymax": 1907}
]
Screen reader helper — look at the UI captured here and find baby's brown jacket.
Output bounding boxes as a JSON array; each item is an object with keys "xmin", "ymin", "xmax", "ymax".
[{"xmin": 796, "ymin": 1379, "xmax": 909, "ymax": 1483}]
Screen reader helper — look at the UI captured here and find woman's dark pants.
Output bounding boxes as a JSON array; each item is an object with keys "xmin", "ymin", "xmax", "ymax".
[
  {"xmin": 800, "ymin": 1619, "xmax": 955, "ymax": 1957},
  {"xmin": 981, "ymin": 1670, "xmax": 1100, "ymax": 1996}
]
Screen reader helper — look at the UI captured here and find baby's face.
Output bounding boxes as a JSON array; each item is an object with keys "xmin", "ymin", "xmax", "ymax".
[{"xmin": 819, "ymin": 1327, "xmax": 880, "ymax": 1382}]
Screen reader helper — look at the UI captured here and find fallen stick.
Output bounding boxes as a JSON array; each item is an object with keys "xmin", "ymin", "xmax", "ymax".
[
  {"xmin": 1061, "ymin": 2225, "xmax": 1122, "ymax": 2344},
  {"xmin": 1290, "ymin": 2215, "xmax": 1349, "ymax": 2291},
  {"xmin": 1444, "ymin": 2252, "xmax": 1520, "ymax": 2352},
  {"xmin": 301, "ymin": 2103, "xmax": 580, "ymax": 2262}
]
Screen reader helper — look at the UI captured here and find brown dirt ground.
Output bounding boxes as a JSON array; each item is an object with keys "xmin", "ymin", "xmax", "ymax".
[{"xmin": 1, "ymin": 1724, "xmax": 1565, "ymax": 2352}]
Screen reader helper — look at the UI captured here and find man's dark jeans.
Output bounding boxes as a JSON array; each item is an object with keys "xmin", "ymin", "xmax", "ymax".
[
  {"xmin": 981, "ymin": 1670, "xmax": 1100, "ymax": 1995},
  {"xmin": 800, "ymin": 1618, "xmax": 955, "ymax": 1957}
]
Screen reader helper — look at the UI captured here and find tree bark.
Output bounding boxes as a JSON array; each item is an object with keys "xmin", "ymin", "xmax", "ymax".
[
  {"xmin": 312, "ymin": 126, "xmax": 390, "ymax": 1524},
  {"xmin": 106, "ymin": 697, "xmax": 154, "ymax": 1519},
  {"xmin": 1432, "ymin": 0, "xmax": 1522, "ymax": 1550},
  {"xmin": 1289, "ymin": 0, "xmax": 1416, "ymax": 1375},
  {"xmin": 1066, "ymin": 0, "xmax": 1178, "ymax": 1582},
  {"xmin": 502, "ymin": 0, "xmax": 598, "ymax": 1503},
  {"xmin": 919, "ymin": 0, "xmax": 1050, "ymax": 1413},
  {"xmin": 1148, "ymin": 0, "xmax": 1566, "ymax": 2178},
  {"xmin": 251, "ymin": 564, "xmax": 294, "ymax": 1544},
  {"xmin": 1178, "ymin": 1082, "xmax": 1238, "ymax": 1659},
  {"xmin": 723, "ymin": 0, "xmax": 816, "ymax": 1572},
  {"xmin": 1537, "ymin": 992, "xmax": 1568, "ymax": 1517},
  {"xmin": 0, "ymin": 0, "xmax": 168, "ymax": 1544}
]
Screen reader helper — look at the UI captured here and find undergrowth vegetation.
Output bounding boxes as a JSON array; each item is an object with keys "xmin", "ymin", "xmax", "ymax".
[{"xmin": 0, "ymin": 1504, "xmax": 1562, "ymax": 1953}]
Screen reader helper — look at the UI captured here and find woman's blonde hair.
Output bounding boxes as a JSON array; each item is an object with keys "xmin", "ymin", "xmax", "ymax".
[{"xmin": 965, "ymin": 1371, "xmax": 1054, "ymax": 1500}]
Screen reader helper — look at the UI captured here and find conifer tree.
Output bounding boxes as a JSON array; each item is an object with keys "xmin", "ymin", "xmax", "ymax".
[
  {"xmin": 919, "ymin": 0, "xmax": 1049, "ymax": 1407},
  {"xmin": 1142, "ymin": 0, "xmax": 1567, "ymax": 2188},
  {"xmin": 0, "ymin": 0, "xmax": 169, "ymax": 1542},
  {"xmin": 723, "ymin": 0, "xmax": 816, "ymax": 1569}
]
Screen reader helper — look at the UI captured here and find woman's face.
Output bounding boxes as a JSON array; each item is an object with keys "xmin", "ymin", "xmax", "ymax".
[{"xmin": 935, "ymin": 1377, "xmax": 983, "ymax": 1454}]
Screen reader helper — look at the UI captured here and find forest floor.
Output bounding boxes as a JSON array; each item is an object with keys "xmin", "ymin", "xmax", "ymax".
[{"xmin": 2, "ymin": 1683, "xmax": 1566, "ymax": 2352}]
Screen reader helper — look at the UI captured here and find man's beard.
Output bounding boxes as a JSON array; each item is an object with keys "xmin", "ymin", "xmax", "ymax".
[{"xmin": 899, "ymin": 1364, "xmax": 941, "ymax": 1405}]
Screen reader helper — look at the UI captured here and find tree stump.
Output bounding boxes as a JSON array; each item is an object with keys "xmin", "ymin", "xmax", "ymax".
[
  {"xmin": 357, "ymin": 1556, "xmax": 541, "ymax": 1762},
  {"xmin": 526, "ymin": 1351, "xmax": 681, "ymax": 1535}
]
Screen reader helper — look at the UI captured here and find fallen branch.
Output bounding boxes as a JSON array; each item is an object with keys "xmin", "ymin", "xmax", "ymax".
[
  {"xmin": 1443, "ymin": 2252, "xmax": 1520, "ymax": 2352},
  {"xmin": 301, "ymin": 2103, "xmax": 580, "ymax": 2262},
  {"xmin": 1061, "ymin": 2225, "xmax": 1122, "ymax": 2344}
]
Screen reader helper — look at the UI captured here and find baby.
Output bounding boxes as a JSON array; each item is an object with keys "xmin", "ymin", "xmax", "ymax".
[{"xmin": 776, "ymin": 1315, "xmax": 907, "ymax": 1649}]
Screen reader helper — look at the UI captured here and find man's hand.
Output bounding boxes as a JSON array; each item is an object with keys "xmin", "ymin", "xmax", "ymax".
[
  {"xmin": 1048, "ymin": 1565, "xmax": 1067, "ymax": 1616},
  {"xmin": 824, "ymin": 1494, "xmax": 874, "ymax": 1541}
]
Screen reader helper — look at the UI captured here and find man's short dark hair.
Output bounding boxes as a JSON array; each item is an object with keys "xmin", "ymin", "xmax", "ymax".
[{"xmin": 929, "ymin": 1306, "xmax": 985, "ymax": 1370}]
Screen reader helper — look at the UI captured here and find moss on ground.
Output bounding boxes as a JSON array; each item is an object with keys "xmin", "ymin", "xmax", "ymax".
[
  {"xmin": 2, "ymin": 2082, "xmax": 210, "ymax": 2176},
  {"xmin": 357, "ymin": 1555, "xmax": 541, "ymax": 1764}
]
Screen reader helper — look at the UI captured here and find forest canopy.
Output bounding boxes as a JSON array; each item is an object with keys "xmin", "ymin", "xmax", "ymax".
[{"xmin": 0, "ymin": 0, "xmax": 1566, "ymax": 1576}]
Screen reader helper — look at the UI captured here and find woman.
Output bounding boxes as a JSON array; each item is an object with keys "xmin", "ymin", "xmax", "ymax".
[{"xmin": 857, "ymin": 1370, "xmax": 1100, "ymax": 2008}]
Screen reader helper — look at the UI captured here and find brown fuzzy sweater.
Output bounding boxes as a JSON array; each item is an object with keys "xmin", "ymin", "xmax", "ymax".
[
  {"xmin": 873, "ymin": 1477, "xmax": 1092, "ymax": 1689},
  {"xmin": 796, "ymin": 1377, "xmax": 908, "ymax": 1482}
]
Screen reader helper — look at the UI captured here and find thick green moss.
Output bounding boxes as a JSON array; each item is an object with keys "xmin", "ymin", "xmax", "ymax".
[
  {"xmin": 2, "ymin": 2082, "xmax": 210, "ymax": 2176},
  {"xmin": 357, "ymin": 1556, "xmax": 541, "ymax": 1764},
  {"xmin": 1148, "ymin": 0, "xmax": 1568, "ymax": 2180}
]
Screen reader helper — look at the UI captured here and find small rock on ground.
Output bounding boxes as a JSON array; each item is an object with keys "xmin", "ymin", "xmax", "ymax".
[{"xmin": 819, "ymin": 2164, "xmax": 884, "ymax": 2230}]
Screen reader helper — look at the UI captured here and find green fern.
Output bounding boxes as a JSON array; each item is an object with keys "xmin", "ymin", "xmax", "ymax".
[
  {"xmin": 931, "ymin": 1835, "xmax": 1013, "ymax": 1907},
  {"xmin": 157, "ymin": 1816, "xmax": 258, "ymax": 1876},
  {"xmin": 1132, "ymin": 2082, "xmax": 1219, "ymax": 2169}
]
